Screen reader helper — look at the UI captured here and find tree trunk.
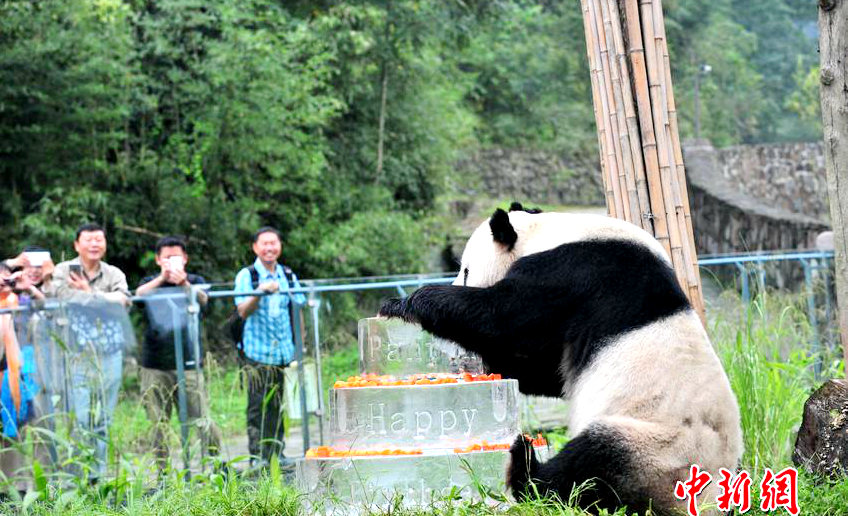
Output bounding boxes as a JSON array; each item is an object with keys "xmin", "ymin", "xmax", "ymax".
[
  {"xmin": 819, "ymin": 0, "xmax": 848, "ymax": 379},
  {"xmin": 375, "ymin": 2, "xmax": 392, "ymax": 185},
  {"xmin": 375, "ymin": 64, "xmax": 388, "ymax": 184},
  {"xmin": 795, "ymin": 0, "xmax": 848, "ymax": 479}
]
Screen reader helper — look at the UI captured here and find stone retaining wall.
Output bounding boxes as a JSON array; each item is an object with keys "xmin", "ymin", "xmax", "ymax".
[
  {"xmin": 454, "ymin": 148, "xmax": 604, "ymax": 206},
  {"xmin": 455, "ymin": 142, "xmax": 830, "ymax": 257},
  {"xmin": 712, "ymin": 141, "xmax": 828, "ymax": 220}
]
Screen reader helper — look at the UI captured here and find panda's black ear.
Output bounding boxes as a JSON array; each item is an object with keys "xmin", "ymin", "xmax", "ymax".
[
  {"xmin": 490, "ymin": 208, "xmax": 518, "ymax": 251},
  {"xmin": 509, "ymin": 201, "xmax": 543, "ymax": 214}
]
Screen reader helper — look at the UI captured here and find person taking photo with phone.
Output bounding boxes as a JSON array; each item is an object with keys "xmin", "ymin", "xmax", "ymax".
[
  {"xmin": 136, "ymin": 236, "xmax": 221, "ymax": 471},
  {"xmin": 51, "ymin": 223, "xmax": 131, "ymax": 483},
  {"xmin": 19, "ymin": 246, "xmax": 55, "ymax": 302}
]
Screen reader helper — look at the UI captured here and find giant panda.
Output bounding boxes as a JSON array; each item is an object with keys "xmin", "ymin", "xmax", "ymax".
[{"xmin": 379, "ymin": 203, "xmax": 742, "ymax": 515}]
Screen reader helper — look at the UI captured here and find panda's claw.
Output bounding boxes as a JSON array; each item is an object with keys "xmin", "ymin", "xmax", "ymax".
[{"xmin": 507, "ymin": 434, "xmax": 540, "ymax": 501}]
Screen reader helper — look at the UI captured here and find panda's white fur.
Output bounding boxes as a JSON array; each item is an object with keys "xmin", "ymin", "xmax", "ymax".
[
  {"xmin": 456, "ymin": 211, "xmax": 670, "ymax": 289},
  {"xmin": 567, "ymin": 309, "xmax": 742, "ymax": 511},
  {"xmin": 380, "ymin": 205, "xmax": 742, "ymax": 514}
]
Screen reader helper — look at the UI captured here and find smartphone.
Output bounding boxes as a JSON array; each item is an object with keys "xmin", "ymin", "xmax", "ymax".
[
  {"xmin": 24, "ymin": 251, "xmax": 51, "ymax": 267},
  {"xmin": 69, "ymin": 264, "xmax": 83, "ymax": 277},
  {"xmin": 168, "ymin": 255, "xmax": 185, "ymax": 272}
]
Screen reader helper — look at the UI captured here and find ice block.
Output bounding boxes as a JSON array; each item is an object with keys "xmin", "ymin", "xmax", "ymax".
[
  {"xmin": 297, "ymin": 447, "xmax": 539, "ymax": 514},
  {"xmin": 358, "ymin": 317, "xmax": 482, "ymax": 376},
  {"xmin": 330, "ymin": 379, "xmax": 520, "ymax": 450}
]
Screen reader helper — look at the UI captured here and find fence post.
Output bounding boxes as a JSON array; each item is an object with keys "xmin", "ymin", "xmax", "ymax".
[
  {"xmin": 292, "ymin": 302, "xmax": 310, "ymax": 454},
  {"xmin": 167, "ymin": 298, "xmax": 191, "ymax": 472},
  {"xmin": 801, "ymin": 259, "xmax": 822, "ymax": 377},
  {"xmin": 186, "ymin": 286, "xmax": 204, "ymax": 467},
  {"xmin": 734, "ymin": 262, "xmax": 750, "ymax": 306},
  {"xmin": 310, "ymin": 295, "xmax": 325, "ymax": 446}
]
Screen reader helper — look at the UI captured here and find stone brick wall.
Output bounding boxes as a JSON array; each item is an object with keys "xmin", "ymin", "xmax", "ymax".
[
  {"xmin": 713, "ymin": 142, "xmax": 829, "ymax": 220},
  {"xmin": 454, "ymin": 148, "xmax": 605, "ymax": 206},
  {"xmin": 455, "ymin": 142, "xmax": 830, "ymax": 258},
  {"xmin": 683, "ymin": 140, "xmax": 829, "ymax": 258}
]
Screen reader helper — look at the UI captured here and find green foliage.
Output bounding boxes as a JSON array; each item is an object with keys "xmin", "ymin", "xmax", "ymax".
[
  {"xmin": 665, "ymin": 0, "xmax": 820, "ymax": 145},
  {"xmin": 0, "ymin": 0, "xmax": 825, "ymax": 286},
  {"xmin": 306, "ymin": 210, "xmax": 432, "ymax": 277},
  {"xmin": 460, "ymin": 3, "xmax": 595, "ymax": 155},
  {"xmin": 786, "ymin": 61, "xmax": 822, "ymax": 134}
]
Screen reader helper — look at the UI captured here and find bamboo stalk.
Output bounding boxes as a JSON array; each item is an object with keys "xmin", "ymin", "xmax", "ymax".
[
  {"xmin": 599, "ymin": 0, "xmax": 642, "ymax": 226},
  {"xmin": 606, "ymin": 0, "xmax": 651, "ymax": 230},
  {"xmin": 579, "ymin": 0, "xmax": 706, "ymax": 321},
  {"xmin": 624, "ymin": 0, "xmax": 671, "ymax": 256},
  {"xmin": 640, "ymin": 0, "xmax": 688, "ymax": 291},
  {"xmin": 593, "ymin": 0, "xmax": 633, "ymax": 224},
  {"xmin": 652, "ymin": 0, "xmax": 705, "ymax": 316},
  {"xmin": 586, "ymin": 0, "xmax": 627, "ymax": 218},
  {"xmin": 581, "ymin": 0, "xmax": 618, "ymax": 217},
  {"xmin": 588, "ymin": 0, "xmax": 629, "ymax": 220}
]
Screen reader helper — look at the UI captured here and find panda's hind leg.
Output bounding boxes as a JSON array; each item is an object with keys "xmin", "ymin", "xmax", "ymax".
[{"xmin": 507, "ymin": 425, "xmax": 648, "ymax": 515}]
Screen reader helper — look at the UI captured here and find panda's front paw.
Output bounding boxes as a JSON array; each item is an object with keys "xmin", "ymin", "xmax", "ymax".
[
  {"xmin": 507, "ymin": 434, "xmax": 540, "ymax": 501},
  {"xmin": 378, "ymin": 297, "xmax": 412, "ymax": 320}
]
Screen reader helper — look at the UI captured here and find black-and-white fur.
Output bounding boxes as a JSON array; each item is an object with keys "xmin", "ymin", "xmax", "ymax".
[{"xmin": 379, "ymin": 203, "xmax": 742, "ymax": 514}]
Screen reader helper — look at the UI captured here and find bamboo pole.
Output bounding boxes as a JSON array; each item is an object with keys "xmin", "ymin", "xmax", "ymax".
[
  {"xmin": 652, "ymin": 0, "xmax": 705, "ymax": 315},
  {"xmin": 586, "ymin": 0, "xmax": 627, "ymax": 219},
  {"xmin": 599, "ymin": 0, "xmax": 643, "ymax": 226},
  {"xmin": 579, "ymin": 0, "xmax": 706, "ymax": 321},
  {"xmin": 606, "ymin": 0, "xmax": 652, "ymax": 230},
  {"xmin": 640, "ymin": 0, "xmax": 688, "ymax": 292},
  {"xmin": 591, "ymin": 0, "xmax": 634, "ymax": 224},
  {"xmin": 581, "ymin": 0, "xmax": 618, "ymax": 217},
  {"xmin": 623, "ymin": 0, "xmax": 671, "ymax": 256}
]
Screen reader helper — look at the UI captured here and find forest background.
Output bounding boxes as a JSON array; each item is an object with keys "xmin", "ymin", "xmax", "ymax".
[{"xmin": 0, "ymin": 0, "xmax": 824, "ymax": 284}]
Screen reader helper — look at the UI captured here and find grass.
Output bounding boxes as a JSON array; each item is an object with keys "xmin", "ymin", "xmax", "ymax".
[{"xmin": 3, "ymin": 289, "xmax": 848, "ymax": 515}]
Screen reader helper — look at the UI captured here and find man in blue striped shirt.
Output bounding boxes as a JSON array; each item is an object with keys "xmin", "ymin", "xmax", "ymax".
[{"xmin": 234, "ymin": 227, "xmax": 306, "ymax": 467}]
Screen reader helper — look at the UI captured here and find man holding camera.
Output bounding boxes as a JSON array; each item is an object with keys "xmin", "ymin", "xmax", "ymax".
[
  {"xmin": 136, "ymin": 236, "xmax": 221, "ymax": 470},
  {"xmin": 234, "ymin": 226, "xmax": 306, "ymax": 468},
  {"xmin": 52, "ymin": 223, "xmax": 130, "ymax": 481}
]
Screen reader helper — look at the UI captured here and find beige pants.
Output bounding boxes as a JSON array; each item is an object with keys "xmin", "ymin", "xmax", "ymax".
[{"xmin": 140, "ymin": 367, "xmax": 222, "ymax": 469}]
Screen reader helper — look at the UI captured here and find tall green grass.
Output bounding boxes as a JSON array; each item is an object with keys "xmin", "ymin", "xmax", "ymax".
[{"xmin": 3, "ymin": 290, "xmax": 847, "ymax": 515}]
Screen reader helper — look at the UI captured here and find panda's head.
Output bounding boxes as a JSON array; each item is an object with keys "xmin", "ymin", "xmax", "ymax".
[
  {"xmin": 454, "ymin": 202, "xmax": 670, "ymax": 288},
  {"xmin": 454, "ymin": 202, "xmax": 541, "ymax": 288}
]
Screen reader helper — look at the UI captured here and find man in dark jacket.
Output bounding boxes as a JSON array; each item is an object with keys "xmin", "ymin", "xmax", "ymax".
[{"xmin": 137, "ymin": 236, "xmax": 222, "ymax": 470}]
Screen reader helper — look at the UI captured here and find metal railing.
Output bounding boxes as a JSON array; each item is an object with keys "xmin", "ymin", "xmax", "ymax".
[
  {"xmin": 698, "ymin": 250, "xmax": 835, "ymax": 373},
  {"xmin": 0, "ymin": 249, "xmax": 836, "ymax": 469}
]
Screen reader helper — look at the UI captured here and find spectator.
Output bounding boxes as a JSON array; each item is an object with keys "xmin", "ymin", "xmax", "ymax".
[
  {"xmin": 21, "ymin": 246, "xmax": 55, "ymax": 301},
  {"xmin": 136, "ymin": 236, "xmax": 222, "ymax": 470},
  {"xmin": 234, "ymin": 227, "xmax": 306, "ymax": 468},
  {"xmin": 52, "ymin": 223, "xmax": 130, "ymax": 482},
  {"xmin": 0, "ymin": 261, "xmax": 40, "ymax": 496}
]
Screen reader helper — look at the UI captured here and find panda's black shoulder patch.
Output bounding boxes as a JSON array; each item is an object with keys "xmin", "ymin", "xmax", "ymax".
[{"xmin": 503, "ymin": 239, "xmax": 690, "ymax": 374}]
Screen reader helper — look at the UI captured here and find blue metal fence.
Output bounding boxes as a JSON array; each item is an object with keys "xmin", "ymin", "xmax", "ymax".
[{"xmin": 0, "ymin": 249, "xmax": 837, "ymax": 466}]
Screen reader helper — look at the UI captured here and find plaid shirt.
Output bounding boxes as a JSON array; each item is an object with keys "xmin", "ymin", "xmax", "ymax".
[{"xmin": 234, "ymin": 258, "xmax": 306, "ymax": 365}]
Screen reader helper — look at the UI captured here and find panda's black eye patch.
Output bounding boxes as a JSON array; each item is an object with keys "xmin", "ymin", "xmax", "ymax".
[{"xmin": 463, "ymin": 267, "xmax": 469, "ymax": 286}]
